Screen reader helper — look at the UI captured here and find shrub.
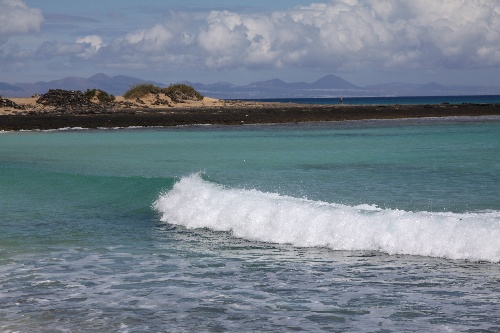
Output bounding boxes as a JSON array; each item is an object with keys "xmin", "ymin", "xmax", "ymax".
[
  {"xmin": 123, "ymin": 83, "xmax": 204, "ymax": 101},
  {"xmin": 164, "ymin": 84, "xmax": 203, "ymax": 101},
  {"xmin": 84, "ymin": 89, "xmax": 115, "ymax": 103},
  {"xmin": 123, "ymin": 84, "xmax": 162, "ymax": 99}
]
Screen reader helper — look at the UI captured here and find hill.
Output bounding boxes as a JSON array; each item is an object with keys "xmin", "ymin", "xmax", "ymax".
[
  {"xmin": 1, "ymin": 74, "xmax": 163, "ymax": 98},
  {"xmin": 2, "ymin": 73, "xmax": 499, "ymax": 98}
]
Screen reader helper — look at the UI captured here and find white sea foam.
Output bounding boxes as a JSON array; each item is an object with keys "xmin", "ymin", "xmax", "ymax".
[{"xmin": 153, "ymin": 174, "xmax": 500, "ymax": 262}]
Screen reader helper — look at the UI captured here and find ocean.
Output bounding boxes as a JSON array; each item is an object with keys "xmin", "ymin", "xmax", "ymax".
[
  {"xmin": 242, "ymin": 95, "xmax": 500, "ymax": 105},
  {"xmin": 1, "ymin": 116, "xmax": 499, "ymax": 332}
]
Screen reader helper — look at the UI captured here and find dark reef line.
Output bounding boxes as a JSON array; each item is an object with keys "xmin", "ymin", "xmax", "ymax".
[{"xmin": 1, "ymin": 103, "xmax": 499, "ymax": 131}]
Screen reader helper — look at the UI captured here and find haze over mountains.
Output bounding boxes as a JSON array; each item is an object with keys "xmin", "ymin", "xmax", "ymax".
[{"xmin": 1, "ymin": 73, "xmax": 499, "ymax": 99}]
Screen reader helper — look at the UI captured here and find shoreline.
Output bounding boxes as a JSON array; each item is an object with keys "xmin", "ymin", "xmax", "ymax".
[{"xmin": 1, "ymin": 103, "xmax": 499, "ymax": 131}]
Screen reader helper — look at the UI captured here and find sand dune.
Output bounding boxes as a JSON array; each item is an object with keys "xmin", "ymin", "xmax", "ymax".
[{"xmin": 0, "ymin": 94, "xmax": 228, "ymax": 115}]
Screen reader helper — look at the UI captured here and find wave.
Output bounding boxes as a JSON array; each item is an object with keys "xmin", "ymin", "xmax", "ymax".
[{"xmin": 153, "ymin": 174, "xmax": 500, "ymax": 262}]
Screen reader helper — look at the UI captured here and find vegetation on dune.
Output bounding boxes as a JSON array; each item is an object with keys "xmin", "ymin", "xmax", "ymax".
[
  {"xmin": 123, "ymin": 83, "xmax": 204, "ymax": 101},
  {"xmin": 164, "ymin": 84, "xmax": 204, "ymax": 101},
  {"xmin": 84, "ymin": 89, "xmax": 115, "ymax": 103},
  {"xmin": 123, "ymin": 84, "xmax": 162, "ymax": 99}
]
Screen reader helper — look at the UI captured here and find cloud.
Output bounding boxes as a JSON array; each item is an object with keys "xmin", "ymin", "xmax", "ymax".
[
  {"xmin": 76, "ymin": 35, "xmax": 104, "ymax": 58},
  {"xmin": 103, "ymin": 0, "xmax": 494, "ymax": 73},
  {"xmin": 193, "ymin": 0, "xmax": 500, "ymax": 71},
  {"xmin": 36, "ymin": 41, "xmax": 86, "ymax": 57},
  {"xmin": 0, "ymin": 42, "xmax": 33, "ymax": 60},
  {"xmin": 198, "ymin": 11, "xmax": 252, "ymax": 67},
  {"xmin": 13, "ymin": 0, "xmax": 500, "ymax": 77},
  {"xmin": 94, "ymin": 14, "xmax": 203, "ymax": 69},
  {"xmin": 123, "ymin": 24, "xmax": 173, "ymax": 52},
  {"xmin": 35, "ymin": 35, "xmax": 104, "ymax": 61},
  {"xmin": 0, "ymin": 0, "xmax": 43, "ymax": 35}
]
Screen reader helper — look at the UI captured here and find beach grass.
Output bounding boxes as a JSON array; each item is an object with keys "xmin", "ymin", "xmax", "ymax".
[
  {"xmin": 123, "ymin": 83, "xmax": 203, "ymax": 101},
  {"xmin": 123, "ymin": 84, "xmax": 162, "ymax": 99}
]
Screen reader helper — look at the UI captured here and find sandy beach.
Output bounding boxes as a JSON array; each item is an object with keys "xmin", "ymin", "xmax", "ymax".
[{"xmin": 0, "ymin": 95, "xmax": 499, "ymax": 131}]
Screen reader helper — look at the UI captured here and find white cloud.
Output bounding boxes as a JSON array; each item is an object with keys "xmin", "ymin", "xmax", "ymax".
[
  {"xmin": 191, "ymin": 0, "xmax": 500, "ymax": 68},
  {"xmin": 123, "ymin": 24, "xmax": 173, "ymax": 52},
  {"xmin": 96, "ymin": 14, "xmax": 202, "ymax": 69},
  {"xmin": 76, "ymin": 35, "xmax": 104, "ymax": 58},
  {"xmin": 0, "ymin": 0, "xmax": 43, "ymax": 35},
  {"xmin": 198, "ymin": 11, "xmax": 251, "ymax": 67},
  {"xmin": 34, "ymin": 35, "xmax": 103, "ymax": 61},
  {"xmin": 76, "ymin": 35, "xmax": 104, "ymax": 51},
  {"xmin": 16, "ymin": 0, "xmax": 500, "ymax": 78}
]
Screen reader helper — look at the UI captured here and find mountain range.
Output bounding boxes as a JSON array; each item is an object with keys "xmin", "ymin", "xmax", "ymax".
[{"xmin": 1, "ymin": 73, "xmax": 499, "ymax": 98}]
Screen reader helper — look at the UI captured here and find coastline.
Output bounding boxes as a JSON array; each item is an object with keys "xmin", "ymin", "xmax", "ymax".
[{"xmin": 1, "ymin": 101, "xmax": 499, "ymax": 131}]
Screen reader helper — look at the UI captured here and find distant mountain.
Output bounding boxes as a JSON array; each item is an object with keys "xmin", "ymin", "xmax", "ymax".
[
  {"xmin": 0, "ymin": 82, "xmax": 24, "ymax": 93},
  {"xmin": 309, "ymin": 74, "xmax": 360, "ymax": 89},
  {"xmin": 247, "ymin": 78, "xmax": 291, "ymax": 88},
  {"xmin": 1, "ymin": 73, "xmax": 164, "ymax": 97},
  {"xmin": 2, "ymin": 73, "xmax": 499, "ymax": 98},
  {"xmin": 186, "ymin": 75, "xmax": 500, "ymax": 99},
  {"xmin": 188, "ymin": 74, "xmax": 365, "ymax": 98}
]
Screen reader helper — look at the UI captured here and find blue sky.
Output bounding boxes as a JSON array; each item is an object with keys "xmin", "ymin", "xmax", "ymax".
[{"xmin": 1, "ymin": 0, "xmax": 499, "ymax": 87}]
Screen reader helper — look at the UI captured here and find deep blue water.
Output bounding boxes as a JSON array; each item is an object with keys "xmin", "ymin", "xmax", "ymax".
[{"xmin": 241, "ymin": 95, "xmax": 500, "ymax": 105}]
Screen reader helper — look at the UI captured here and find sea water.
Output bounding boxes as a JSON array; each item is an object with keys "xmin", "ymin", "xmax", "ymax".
[
  {"xmin": 1, "ymin": 117, "xmax": 499, "ymax": 332},
  {"xmin": 245, "ymin": 95, "xmax": 500, "ymax": 105}
]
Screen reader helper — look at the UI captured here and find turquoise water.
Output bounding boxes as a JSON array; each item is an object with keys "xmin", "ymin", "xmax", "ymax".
[{"xmin": 1, "ymin": 117, "xmax": 499, "ymax": 332}]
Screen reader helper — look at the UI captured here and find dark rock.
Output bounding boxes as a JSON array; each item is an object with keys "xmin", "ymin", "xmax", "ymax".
[
  {"xmin": 37, "ymin": 89, "xmax": 94, "ymax": 109},
  {"xmin": 153, "ymin": 95, "xmax": 171, "ymax": 106},
  {"xmin": 0, "ymin": 97, "xmax": 24, "ymax": 109}
]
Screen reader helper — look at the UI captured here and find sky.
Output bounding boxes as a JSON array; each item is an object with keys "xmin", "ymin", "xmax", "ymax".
[{"xmin": 1, "ymin": 0, "xmax": 499, "ymax": 87}]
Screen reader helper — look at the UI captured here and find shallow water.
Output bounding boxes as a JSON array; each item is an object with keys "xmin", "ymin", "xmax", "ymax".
[{"xmin": 1, "ymin": 117, "xmax": 499, "ymax": 332}]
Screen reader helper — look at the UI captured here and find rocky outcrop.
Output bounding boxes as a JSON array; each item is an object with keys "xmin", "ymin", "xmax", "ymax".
[
  {"xmin": 36, "ymin": 89, "xmax": 95, "ymax": 109},
  {"xmin": 33, "ymin": 89, "xmax": 119, "ymax": 114},
  {"xmin": 0, "ymin": 97, "xmax": 24, "ymax": 109}
]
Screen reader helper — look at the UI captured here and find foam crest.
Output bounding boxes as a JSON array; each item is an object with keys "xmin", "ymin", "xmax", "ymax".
[{"xmin": 153, "ymin": 174, "xmax": 500, "ymax": 262}]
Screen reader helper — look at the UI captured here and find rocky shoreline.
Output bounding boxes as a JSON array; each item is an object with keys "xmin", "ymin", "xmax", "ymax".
[{"xmin": 1, "ymin": 102, "xmax": 499, "ymax": 131}]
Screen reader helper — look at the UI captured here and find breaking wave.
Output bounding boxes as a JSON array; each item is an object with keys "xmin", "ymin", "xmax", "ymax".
[{"xmin": 153, "ymin": 174, "xmax": 500, "ymax": 262}]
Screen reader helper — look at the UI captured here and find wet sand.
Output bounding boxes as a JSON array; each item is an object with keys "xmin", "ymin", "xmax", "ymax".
[{"xmin": 1, "ymin": 103, "xmax": 499, "ymax": 131}]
